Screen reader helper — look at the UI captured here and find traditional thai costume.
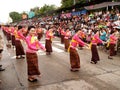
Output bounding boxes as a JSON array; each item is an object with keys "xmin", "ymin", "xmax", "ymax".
[
  {"xmin": 60, "ymin": 29, "xmax": 65, "ymax": 44},
  {"xmin": 14, "ymin": 30, "xmax": 25, "ymax": 59},
  {"xmin": 45, "ymin": 30, "xmax": 54, "ymax": 55},
  {"xmin": 108, "ymin": 34, "xmax": 117, "ymax": 59},
  {"xmin": 26, "ymin": 35, "xmax": 45, "ymax": 79},
  {"xmin": 69, "ymin": 33, "xmax": 85, "ymax": 71},
  {"xmin": 90, "ymin": 34, "xmax": 102, "ymax": 64},
  {"xmin": 64, "ymin": 30, "xmax": 71, "ymax": 51}
]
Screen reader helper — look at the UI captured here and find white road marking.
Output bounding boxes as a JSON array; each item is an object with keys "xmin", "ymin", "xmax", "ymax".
[
  {"xmin": 52, "ymin": 46, "xmax": 64, "ymax": 52},
  {"xmin": 10, "ymin": 42, "xmax": 65, "ymax": 57},
  {"xmin": 37, "ymin": 50, "xmax": 46, "ymax": 55},
  {"xmin": 11, "ymin": 56, "xmax": 16, "ymax": 59},
  {"xmin": 55, "ymin": 43, "xmax": 64, "ymax": 47},
  {"xmin": 41, "ymin": 43, "xmax": 64, "ymax": 53},
  {"xmin": 40, "ymin": 41, "xmax": 60, "ymax": 43},
  {"xmin": 37, "ymin": 52, "xmax": 46, "ymax": 55}
]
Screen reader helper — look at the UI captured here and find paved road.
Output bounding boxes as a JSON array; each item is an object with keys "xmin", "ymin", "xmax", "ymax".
[{"xmin": 0, "ymin": 31, "xmax": 120, "ymax": 90}]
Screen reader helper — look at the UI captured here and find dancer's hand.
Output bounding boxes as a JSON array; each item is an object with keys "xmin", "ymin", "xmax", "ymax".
[
  {"xmin": 85, "ymin": 44, "xmax": 89, "ymax": 47},
  {"xmin": 43, "ymin": 49, "xmax": 46, "ymax": 52}
]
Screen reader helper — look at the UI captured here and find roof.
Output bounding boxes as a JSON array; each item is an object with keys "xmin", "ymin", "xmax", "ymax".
[{"xmin": 84, "ymin": 2, "xmax": 120, "ymax": 10}]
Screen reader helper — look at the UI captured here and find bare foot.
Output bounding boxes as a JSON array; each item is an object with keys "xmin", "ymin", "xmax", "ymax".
[{"xmin": 37, "ymin": 75, "xmax": 41, "ymax": 78}]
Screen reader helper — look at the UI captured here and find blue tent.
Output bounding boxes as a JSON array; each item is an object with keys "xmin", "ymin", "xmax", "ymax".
[{"xmin": 72, "ymin": 10, "xmax": 87, "ymax": 16}]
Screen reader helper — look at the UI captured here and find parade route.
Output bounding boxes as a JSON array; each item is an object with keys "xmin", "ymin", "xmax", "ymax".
[{"xmin": 0, "ymin": 31, "xmax": 120, "ymax": 90}]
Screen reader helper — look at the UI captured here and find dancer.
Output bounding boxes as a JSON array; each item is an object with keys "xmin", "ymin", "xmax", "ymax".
[
  {"xmin": 60, "ymin": 27, "xmax": 65, "ymax": 44},
  {"xmin": 68, "ymin": 30, "xmax": 88, "ymax": 72},
  {"xmin": 14, "ymin": 26, "xmax": 25, "ymax": 59},
  {"xmin": 108, "ymin": 32, "xmax": 117, "ymax": 59},
  {"xmin": 36, "ymin": 27, "xmax": 43, "ymax": 41},
  {"xmin": 45, "ymin": 27, "xmax": 54, "ymax": 55},
  {"xmin": 26, "ymin": 26, "xmax": 46, "ymax": 82},
  {"xmin": 64, "ymin": 28, "xmax": 71, "ymax": 52},
  {"xmin": 90, "ymin": 31, "xmax": 103, "ymax": 64}
]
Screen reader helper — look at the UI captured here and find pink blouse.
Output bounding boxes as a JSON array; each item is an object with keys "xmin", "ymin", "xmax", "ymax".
[
  {"xmin": 109, "ymin": 34, "xmax": 117, "ymax": 44},
  {"xmin": 64, "ymin": 31, "xmax": 71, "ymax": 39},
  {"xmin": 11, "ymin": 27, "xmax": 15, "ymax": 35},
  {"xmin": 60, "ymin": 29, "xmax": 65, "ymax": 35},
  {"xmin": 91, "ymin": 34, "xmax": 102, "ymax": 45},
  {"xmin": 15, "ymin": 30, "xmax": 24, "ymax": 40},
  {"xmin": 45, "ymin": 31, "xmax": 54, "ymax": 40},
  {"xmin": 26, "ymin": 36, "xmax": 45, "ymax": 53},
  {"xmin": 70, "ymin": 33, "xmax": 85, "ymax": 49}
]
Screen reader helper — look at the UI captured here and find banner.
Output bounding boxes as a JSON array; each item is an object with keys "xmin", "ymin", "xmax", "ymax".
[
  {"xmin": 72, "ymin": 10, "xmax": 87, "ymax": 16},
  {"xmin": 22, "ymin": 14, "xmax": 28, "ymax": 19},
  {"xmin": 28, "ymin": 11, "xmax": 35, "ymax": 19}
]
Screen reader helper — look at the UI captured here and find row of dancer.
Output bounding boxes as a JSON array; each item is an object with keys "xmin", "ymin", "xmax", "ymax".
[
  {"xmin": 2, "ymin": 25, "xmax": 45, "ymax": 82},
  {"xmin": 1, "ymin": 25, "xmax": 117, "ymax": 82},
  {"xmin": 59, "ymin": 26, "xmax": 118, "ymax": 58}
]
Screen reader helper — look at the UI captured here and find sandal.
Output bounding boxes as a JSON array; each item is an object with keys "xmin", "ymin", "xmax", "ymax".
[
  {"xmin": 20, "ymin": 56, "xmax": 25, "ymax": 59},
  {"xmin": 16, "ymin": 56, "xmax": 21, "ymax": 59},
  {"xmin": 70, "ymin": 68, "xmax": 79, "ymax": 72},
  {"xmin": 90, "ymin": 61, "xmax": 97, "ymax": 64},
  {"xmin": 28, "ymin": 78, "xmax": 37, "ymax": 82},
  {"xmin": 108, "ymin": 56, "xmax": 113, "ymax": 59}
]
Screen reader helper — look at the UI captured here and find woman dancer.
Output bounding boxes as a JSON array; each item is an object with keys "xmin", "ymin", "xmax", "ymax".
[
  {"xmin": 26, "ymin": 26, "xmax": 46, "ymax": 82},
  {"xmin": 69, "ymin": 30, "xmax": 88, "ymax": 72}
]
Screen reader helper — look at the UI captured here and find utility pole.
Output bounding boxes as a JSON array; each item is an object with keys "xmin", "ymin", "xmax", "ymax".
[{"xmin": 73, "ymin": 0, "xmax": 76, "ymax": 5}]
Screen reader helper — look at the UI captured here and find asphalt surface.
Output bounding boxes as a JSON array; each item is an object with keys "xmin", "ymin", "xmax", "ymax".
[{"xmin": 0, "ymin": 31, "xmax": 120, "ymax": 90}]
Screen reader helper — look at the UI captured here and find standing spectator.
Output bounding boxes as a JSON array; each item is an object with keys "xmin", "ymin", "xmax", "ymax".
[
  {"xmin": 100, "ymin": 29, "xmax": 107, "ymax": 41},
  {"xmin": 0, "ymin": 31, "xmax": 5, "ymax": 83},
  {"xmin": 0, "ymin": 33, "xmax": 5, "ymax": 71}
]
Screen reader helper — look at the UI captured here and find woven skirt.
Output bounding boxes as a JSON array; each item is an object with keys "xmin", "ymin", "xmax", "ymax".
[
  {"xmin": 70, "ymin": 47, "xmax": 80, "ymax": 69},
  {"xmin": 26, "ymin": 52, "xmax": 40, "ymax": 76},
  {"xmin": 45, "ymin": 39, "xmax": 52, "ymax": 52}
]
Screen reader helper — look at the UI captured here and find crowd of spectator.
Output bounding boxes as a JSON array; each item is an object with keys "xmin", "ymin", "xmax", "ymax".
[{"xmin": 14, "ymin": 8, "xmax": 120, "ymax": 53}]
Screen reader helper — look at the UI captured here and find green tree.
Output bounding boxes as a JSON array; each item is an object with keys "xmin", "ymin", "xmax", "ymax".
[
  {"xmin": 61, "ymin": 0, "xmax": 89, "ymax": 8},
  {"xmin": 39, "ymin": 4, "xmax": 57, "ymax": 15},
  {"xmin": 9, "ymin": 12, "xmax": 22, "ymax": 22},
  {"xmin": 30, "ymin": 7, "xmax": 40, "ymax": 16},
  {"xmin": 61, "ymin": 0, "xmax": 73, "ymax": 8},
  {"xmin": 77, "ymin": 0, "xmax": 90, "ymax": 3},
  {"xmin": 113, "ymin": 0, "xmax": 120, "ymax": 1}
]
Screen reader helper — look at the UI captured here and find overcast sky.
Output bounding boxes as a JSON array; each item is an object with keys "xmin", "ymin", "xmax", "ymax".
[{"xmin": 0, "ymin": 0, "xmax": 61, "ymax": 23}]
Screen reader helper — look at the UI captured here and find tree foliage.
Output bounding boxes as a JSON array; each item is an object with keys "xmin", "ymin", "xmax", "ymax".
[
  {"xmin": 39, "ymin": 4, "xmax": 57, "ymax": 15},
  {"xmin": 9, "ymin": 12, "xmax": 22, "ymax": 22},
  {"xmin": 30, "ymin": 7, "xmax": 40, "ymax": 16},
  {"xmin": 61, "ymin": 0, "xmax": 95, "ymax": 8},
  {"xmin": 61, "ymin": 0, "xmax": 73, "ymax": 8},
  {"xmin": 9, "ymin": 4, "xmax": 57, "ymax": 22},
  {"xmin": 9, "ymin": 0, "xmax": 118, "ymax": 23}
]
